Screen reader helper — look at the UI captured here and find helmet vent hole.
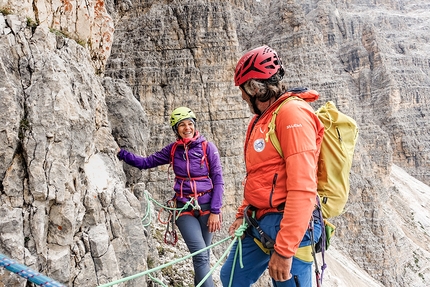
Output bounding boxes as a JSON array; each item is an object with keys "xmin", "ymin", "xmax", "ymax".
[{"xmin": 260, "ymin": 58, "xmax": 272, "ymax": 65}]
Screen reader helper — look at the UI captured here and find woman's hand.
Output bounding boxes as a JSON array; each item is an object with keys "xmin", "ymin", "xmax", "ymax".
[{"xmin": 207, "ymin": 213, "xmax": 221, "ymax": 233}]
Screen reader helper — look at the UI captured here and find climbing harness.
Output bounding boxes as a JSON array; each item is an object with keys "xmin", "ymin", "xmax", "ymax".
[
  {"xmin": 244, "ymin": 202, "xmax": 328, "ymax": 286},
  {"xmin": 174, "ymin": 177, "xmax": 212, "ymax": 205},
  {"xmin": 243, "ymin": 205, "xmax": 276, "ymax": 253}
]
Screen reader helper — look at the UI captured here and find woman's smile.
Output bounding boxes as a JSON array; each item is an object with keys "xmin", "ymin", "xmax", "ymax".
[{"xmin": 177, "ymin": 119, "xmax": 195, "ymax": 139}]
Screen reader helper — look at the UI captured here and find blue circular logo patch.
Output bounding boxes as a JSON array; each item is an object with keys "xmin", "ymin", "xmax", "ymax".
[{"xmin": 253, "ymin": 139, "xmax": 265, "ymax": 152}]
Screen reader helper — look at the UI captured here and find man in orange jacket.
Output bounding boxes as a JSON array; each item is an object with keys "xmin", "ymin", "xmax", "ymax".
[{"xmin": 220, "ymin": 45, "xmax": 324, "ymax": 287}]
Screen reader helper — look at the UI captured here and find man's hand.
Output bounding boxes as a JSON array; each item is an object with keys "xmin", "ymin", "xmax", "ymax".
[
  {"xmin": 228, "ymin": 218, "xmax": 244, "ymax": 237},
  {"xmin": 268, "ymin": 251, "xmax": 293, "ymax": 282}
]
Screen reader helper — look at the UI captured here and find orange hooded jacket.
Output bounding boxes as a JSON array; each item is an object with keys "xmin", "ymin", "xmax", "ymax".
[{"xmin": 237, "ymin": 90, "xmax": 324, "ymax": 258}]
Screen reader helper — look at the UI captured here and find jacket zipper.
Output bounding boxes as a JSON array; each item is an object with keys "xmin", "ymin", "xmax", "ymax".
[
  {"xmin": 269, "ymin": 173, "xmax": 278, "ymax": 208},
  {"xmin": 184, "ymin": 145, "xmax": 191, "ymax": 179}
]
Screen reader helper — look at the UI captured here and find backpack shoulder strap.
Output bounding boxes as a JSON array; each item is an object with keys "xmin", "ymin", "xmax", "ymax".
[
  {"xmin": 200, "ymin": 140, "xmax": 210, "ymax": 170},
  {"xmin": 170, "ymin": 142, "xmax": 179, "ymax": 166},
  {"xmin": 265, "ymin": 96, "xmax": 303, "ymax": 158}
]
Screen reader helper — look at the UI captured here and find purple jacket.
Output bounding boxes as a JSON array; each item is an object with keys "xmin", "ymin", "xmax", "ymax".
[{"xmin": 117, "ymin": 135, "xmax": 224, "ymax": 214}]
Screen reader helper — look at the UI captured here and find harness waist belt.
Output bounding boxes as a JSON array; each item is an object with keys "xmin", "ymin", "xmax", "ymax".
[
  {"xmin": 176, "ymin": 190, "xmax": 212, "ymax": 198},
  {"xmin": 244, "ymin": 205, "xmax": 276, "ymax": 250},
  {"xmin": 175, "ymin": 175, "xmax": 209, "ymax": 181}
]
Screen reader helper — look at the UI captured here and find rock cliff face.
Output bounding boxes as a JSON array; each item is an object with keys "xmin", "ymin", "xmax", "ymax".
[{"xmin": 0, "ymin": 1, "xmax": 429, "ymax": 287}]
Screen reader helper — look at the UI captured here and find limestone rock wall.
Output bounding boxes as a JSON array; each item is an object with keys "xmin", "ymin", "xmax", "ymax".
[
  {"xmin": 0, "ymin": 13, "xmax": 148, "ymax": 287},
  {"xmin": 0, "ymin": 0, "xmax": 114, "ymax": 71}
]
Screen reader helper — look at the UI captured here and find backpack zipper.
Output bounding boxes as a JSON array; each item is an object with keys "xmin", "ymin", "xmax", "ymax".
[{"xmin": 336, "ymin": 126, "xmax": 344, "ymax": 152}]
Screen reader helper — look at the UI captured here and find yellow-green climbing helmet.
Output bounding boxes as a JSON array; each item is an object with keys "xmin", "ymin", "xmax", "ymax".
[{"xmin": 170, "ymin": 107, "xmax": 197, "ymax": 127}]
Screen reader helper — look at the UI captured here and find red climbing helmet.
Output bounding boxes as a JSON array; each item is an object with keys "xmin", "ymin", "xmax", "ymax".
[{"xmin": 234, "ymin": 45, "xmax": 284, "ymax": 86}]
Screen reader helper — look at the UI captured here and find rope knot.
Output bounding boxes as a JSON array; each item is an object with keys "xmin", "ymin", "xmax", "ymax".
[{"xmin": 234, "ymin": 222, "xmax": 248, "ymax": 238}]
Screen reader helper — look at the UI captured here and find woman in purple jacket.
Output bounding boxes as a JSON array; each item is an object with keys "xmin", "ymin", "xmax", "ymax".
[{"xmin": 117, "ymin": 107, "xmax": 224, "ymax": 287}]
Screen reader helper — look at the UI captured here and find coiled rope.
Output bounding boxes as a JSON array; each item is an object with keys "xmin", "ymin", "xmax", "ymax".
[{"xmin": 134, "ymin": 184, "xmax": 202, "ymax": 226}]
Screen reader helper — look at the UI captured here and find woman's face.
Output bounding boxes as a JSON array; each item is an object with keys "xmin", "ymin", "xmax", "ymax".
[{"xmin": 177, "ymin": 119, "xmax": 195, "ymax": 139}]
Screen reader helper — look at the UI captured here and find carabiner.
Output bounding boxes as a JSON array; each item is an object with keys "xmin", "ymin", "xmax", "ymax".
[
  {"xmin": 164, "ymin": 211, "xmax": 178, "ymax": 246},
  {"xmin": 164, "ymin": 228, "xmax": 178, "ymax": 246}
]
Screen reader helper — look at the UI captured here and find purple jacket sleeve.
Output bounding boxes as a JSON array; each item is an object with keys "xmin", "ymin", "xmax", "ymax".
[
  {"xmin": 117, "ymin": 144, "xmax": 173, "ymax": 169},
  {"xmin": 206, "ymin": 142, "xmax": 224, "ymax": 214}
]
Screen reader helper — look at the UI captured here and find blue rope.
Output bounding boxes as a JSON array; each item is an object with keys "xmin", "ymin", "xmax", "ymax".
[{"xmin": 0, "ymin": 253, "xmax": 65, "ymax": 287}]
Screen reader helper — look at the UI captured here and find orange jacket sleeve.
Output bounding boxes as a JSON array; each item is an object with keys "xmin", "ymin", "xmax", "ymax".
[{"xmin": 273, "ymin": 101, "xmax": 323, "ymax": 257}]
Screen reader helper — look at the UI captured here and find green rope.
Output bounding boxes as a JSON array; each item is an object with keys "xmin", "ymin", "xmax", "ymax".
[
  {"xmin": 97, "ymin": 220, "xmax": 249, "ymax": 287},
  {"xmin": 175, "ymin": 197, "xmax": 200, "ymax": 219},
  {"xmin": 196, "ymin": 235, "xmax": 238, "ymax": 287},
  {"xmin": 228, "ymin": 218, "xmax": 248, "ymax": 287},
  {"xmin": 131, "ymin": 184, "xmax": 207, "ymax": 220},
  {"xmin": 148, "ymin": 273, "xmax": 165, "ymax": 286},
  {"xmin": 129, "ymin": 184, "xmax": 153, "ymax": 227},
  {"xmin": 196, "ymin": 220, "xmax": 248, "ymax": 287},
  {"xmin": 140, "ymin": 189, "xmax": 152, "ymax": 227},
  {"xmin": 139, "ymin": 189, "xmax": 202, "ymax": 223},
  {"xmin": 141, "ymin": 190, "xmax": 199, "ymax": 216},
  {"xmin": 97, "ymin": 236, "xmax": 232, "ymax": 287}
]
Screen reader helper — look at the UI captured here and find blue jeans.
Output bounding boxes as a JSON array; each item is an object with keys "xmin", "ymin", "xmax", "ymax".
[
  {"xmin": 220, "ymin": 213, "xmax": 321, "ymax": 287},
  {"xmin": 176, "ymin": 211, "xmax": 214, "ymax": 287}
]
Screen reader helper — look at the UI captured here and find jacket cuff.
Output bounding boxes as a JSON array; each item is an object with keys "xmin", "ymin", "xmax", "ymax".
[
  {"xmin": 117, "ymin": 149, "xmax": 124, "ymax": 160},
  {"xmin": 274, "ymin": 249, "xmax": 292, "ymax": 260}
]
